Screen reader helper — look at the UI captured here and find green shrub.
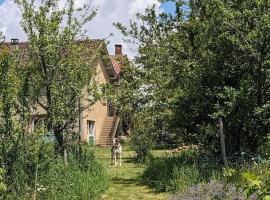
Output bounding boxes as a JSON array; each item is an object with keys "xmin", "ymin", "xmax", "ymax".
[
  {"xmin": 242, "ymin": 171, "xmax": 270, "ymax": 200},
  {"xmin": 130, "ymin": 130, "xmax": 153, "ymax": 163},
  {"xmin": 129, "ymin": 113, "xmax": 155, "ymax": 163}
]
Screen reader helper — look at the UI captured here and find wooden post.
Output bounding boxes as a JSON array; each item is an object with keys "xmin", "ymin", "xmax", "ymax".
[
  {"xmin": 219, "ymin": 118, "xmax": 228, "ymax": 167},
  {"xmin": 78, "ymin": 99, "xmax": 83, "ymax": 158},
  {"xmin": 78, "ymin": 99, "xmax": 82, "ymax": 142},
  {"xmin": 63, "ymin": 132, "xmax": 68, "ymax": 165},
  {"xmin": 64, "ymin": 148, "xmax": 68, "ymax": 165}
]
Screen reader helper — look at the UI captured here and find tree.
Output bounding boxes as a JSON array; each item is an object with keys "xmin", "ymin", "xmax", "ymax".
[
  {"xmin": 15, "ymin": 0, "xmax": 100, "ymax": 155},
  {"xmin": 116, "ymin": 0, "xmax": 270, "ymax": 158},
  {"xmin": 0, "ymin": 35, "xmax": 31, "ymax": 196}
]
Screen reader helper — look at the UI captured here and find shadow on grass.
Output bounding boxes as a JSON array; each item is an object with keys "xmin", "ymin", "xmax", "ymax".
[
  {"xmin": 111, "ymin": 177, "xmax": 168, "ymax": 195},
  {"xmin": 111, "ymin": 177, "xmax": 138, "ymax": 186}
]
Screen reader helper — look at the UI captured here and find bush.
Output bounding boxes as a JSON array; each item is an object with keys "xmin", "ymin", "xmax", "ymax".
[
  {"xmin": 169, "ymin": 181, "xmax": 258, "ymax": 200},
  {"xmin": 241, "ymin": 163, "xmax": 270, "ymax": 200},
  {"xmin": 130, "ymin": 130, "xmax": 153, "ymax": 163},
  {"xmin": 129, "ymin": 112, "xmax": 155, "ymax": 163}
]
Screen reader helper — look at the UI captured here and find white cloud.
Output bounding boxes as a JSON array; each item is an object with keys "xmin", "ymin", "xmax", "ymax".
[
  {"xmin": 0, "ymin": 0, "xmax": 25, "ymax": 40},
  {"xmin": 0, "ymin": 0, "xmax": 161, "ymax": 57}
]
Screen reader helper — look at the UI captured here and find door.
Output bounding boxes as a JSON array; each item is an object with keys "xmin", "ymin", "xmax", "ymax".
[
  {"xmin": 107, "ymin": 101, "xmax": 116, "ymax": 116},
  {"xmin": 87, "ymin": 121, "xmax": 96, "ymax": 145}
]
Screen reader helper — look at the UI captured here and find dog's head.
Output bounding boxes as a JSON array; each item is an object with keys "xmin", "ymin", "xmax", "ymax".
[{"xmin": 114, "ymin": 141, "xmax": 121, "ymax": 149}]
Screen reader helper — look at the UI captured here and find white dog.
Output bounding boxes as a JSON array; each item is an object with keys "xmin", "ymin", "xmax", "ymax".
[{"xmin": 111, "ymin": 138, "xmax": 122, "ymax": 166}]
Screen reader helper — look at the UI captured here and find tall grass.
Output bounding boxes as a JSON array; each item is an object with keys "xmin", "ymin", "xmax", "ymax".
[
  {"xmin": 2, "ymin": 142, "xmax": 109, "ymax": 200},
  {"xmin": 143, "ymin": 148, "xmax": 270, "ymax": 198},
  {"xmin": 142, "ymin": 150, "xmax": 221, "ymax": 192},
  {"xmin": 37, "ymin": 146, "xmax": 109, "ymax": 200}
]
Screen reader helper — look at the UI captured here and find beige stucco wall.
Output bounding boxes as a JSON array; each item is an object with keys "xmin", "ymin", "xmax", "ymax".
[{"xmin": 81, "ymin": 59, "xmax": 110, "ymax": 144}]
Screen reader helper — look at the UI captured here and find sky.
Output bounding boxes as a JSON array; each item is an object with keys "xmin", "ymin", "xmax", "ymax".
[
  {"xmin": 0, "ymin": 0, "xmax": 175, "ymax": 56},
  {"xmin": 162, "ymin": 1, "xmax": 176, "ymax": 13}
]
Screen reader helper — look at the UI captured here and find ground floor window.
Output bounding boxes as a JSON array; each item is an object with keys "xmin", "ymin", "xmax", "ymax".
[{"xmin": 87, "ymin": 120, "xmax": 96, "ymax": 145}]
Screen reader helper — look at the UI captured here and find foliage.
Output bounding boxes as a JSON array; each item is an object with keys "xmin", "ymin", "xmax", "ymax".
[
  {"xmin": 0, "ymin": 42, "xmax": 32, "ymax": 196},
  {"xmin": 115, "ymin": 0, "xmax": 270, "ymax": 157},
  {"xmin": 242, "ymin": 172, "xmax": 270, "ymax": 200},
  {"xmin": 129, "ymin": 111, "xmax": 155, "ymax": 162},
  {"xmin": 0, "ymin": 1, "xmax": 108, "ymax": 197},
  {"xmin": 0, "ymin": 168, "xmax": 7, "ymax": 194},
  {"xmin": 0, "ymin": 31, "xmax": 4, "ymax": 43},
  {"xmin": 222, "ymin": 167, "xmax": 237, "ymax": 183}
]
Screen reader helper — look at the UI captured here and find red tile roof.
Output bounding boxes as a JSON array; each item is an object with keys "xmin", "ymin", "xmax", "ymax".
[
  {"xmin": 1, "ymin": 39, "xmax": 125, "ymax": 79},
  {"xmin": 110, "ymin": 55, "xmax": 127, "ymax": 76}
]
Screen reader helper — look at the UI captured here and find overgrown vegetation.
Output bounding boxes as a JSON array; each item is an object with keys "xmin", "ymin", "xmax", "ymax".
[
  {"xmin": 142, "ymin": 151, "xmax": 218, "ymax": 192},
  {"xmin": 0, "ymin": 0, "xmax": 108, "ymax": 198},
  {"xmin": 113, "ymin": 0, "xmax": 270, "ymax": 197},
  {"xmin": 143, "ymin": 150, "xmax": 270, "ymax": 199},
  {"xmin": 38, "ymin": 146, "xmax": 108, "ymax": 200},
  {"xmin": 1, "ymin": 0, "xmax": 270, "ymax": 199},
  {"xmin": 115, "ymin": 0, "xmax": 270, "ymax": 157},
  {"xmin": 1, "ymin": 141, "xmax": 108, "ymax": 199}
]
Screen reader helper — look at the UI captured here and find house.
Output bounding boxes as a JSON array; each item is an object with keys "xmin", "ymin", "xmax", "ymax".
[
  {"xmin": 79, "ymin": 42, "xmax": 126, "ymax": 146},
  {"xmin": 3, "ymin": 39, "xmax": 126, "ymax": 146}
]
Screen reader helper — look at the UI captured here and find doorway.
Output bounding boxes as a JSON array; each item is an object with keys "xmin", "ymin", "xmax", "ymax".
[{"xmin": 87, "ymin": 121, "xmax": 96, "ymax": 145}]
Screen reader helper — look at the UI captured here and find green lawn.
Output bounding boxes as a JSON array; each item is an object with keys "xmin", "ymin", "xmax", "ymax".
[{"xmin": 93, "ymin": 146, "xmax": 168, "ymax": 200}]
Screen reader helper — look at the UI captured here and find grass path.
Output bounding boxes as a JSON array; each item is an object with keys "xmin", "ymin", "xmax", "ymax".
[{"xmin": 94, "ymin": 147, "xmax": 167, "ymax": 200}]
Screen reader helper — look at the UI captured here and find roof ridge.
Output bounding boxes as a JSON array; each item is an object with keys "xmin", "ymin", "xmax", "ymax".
[{"xmin": 3, "ymin": 38, "xmax": 104, "ymax": 44}]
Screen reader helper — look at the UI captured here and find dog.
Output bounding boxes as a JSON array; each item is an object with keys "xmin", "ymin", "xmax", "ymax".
[{"xmin": 111, "ymin": 138, "xmax": 122, "ymax": 166}]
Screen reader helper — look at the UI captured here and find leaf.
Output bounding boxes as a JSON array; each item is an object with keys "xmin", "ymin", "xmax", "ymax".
[
  {"xmin": 263, "ymin": 195, "xmax": 270, "ymax": 200},
  {"xmin": 249, "ymin": 180, "xmax": 262, "ymax": 187},
  {"xmin": 242, "ymin": 172, "xmax": 259, "ymax": 181}
]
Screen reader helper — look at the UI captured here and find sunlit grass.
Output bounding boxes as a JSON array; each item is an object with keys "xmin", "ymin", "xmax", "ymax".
[{"xmin": 92, "ymin": 146, "xmax": 168, "ymax": 200}]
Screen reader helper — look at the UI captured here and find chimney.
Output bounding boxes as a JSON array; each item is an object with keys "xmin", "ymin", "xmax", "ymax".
[
  {"xmin": 115, "ymin": 44, "xmax": 122, "ymax": 55},
  {"xmin": 11, "ymin": 38, "xmax": 19, "ymax": 45}
]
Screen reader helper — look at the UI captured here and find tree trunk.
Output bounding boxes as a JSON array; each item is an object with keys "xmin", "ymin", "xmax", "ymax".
[
  {"xmin": 54, "ymin": 129, "xmax": 64, "ymax": 154},
  {"xmin": 219, "ymin": 118, "xmax": 228, "ymax": 167}
]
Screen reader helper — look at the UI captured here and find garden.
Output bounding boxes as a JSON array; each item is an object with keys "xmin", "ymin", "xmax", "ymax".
[{"xmin": 1, "ymin": 0, "xmax": 270, "ymax": 199}]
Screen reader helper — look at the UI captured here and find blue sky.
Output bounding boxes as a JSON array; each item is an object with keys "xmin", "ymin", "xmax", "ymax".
[
  {"xmin": 161, "ymin": 1, "xmax": 176, "ymax": 13},
  {"xmin": 0, "ymin": 0, "xmax": 4, "ymax": 5}
]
